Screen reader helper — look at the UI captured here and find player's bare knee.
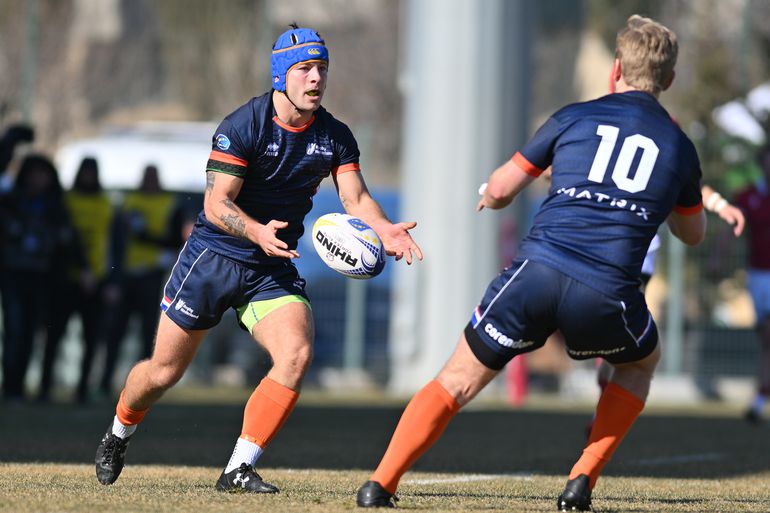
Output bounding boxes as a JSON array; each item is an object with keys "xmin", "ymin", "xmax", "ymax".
[
  {"xmin": 292, "ymin": 344, "xmax": 314, "ymax": 374},
  {"xmin": 274, "ymin": 344, "xmax": 313, "ymax": 380},
  {"xmin": 148, "ymin": 362, "xmax": 186, "ymax": 390}
]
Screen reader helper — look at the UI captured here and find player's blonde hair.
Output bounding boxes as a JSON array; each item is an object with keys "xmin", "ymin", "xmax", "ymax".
[{"xmin": 615, "ymin": 15, "xmax": 678, "ymax": 96}]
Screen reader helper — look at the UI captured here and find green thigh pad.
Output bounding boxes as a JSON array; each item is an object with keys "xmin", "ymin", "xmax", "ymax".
[{"xmin": 236, "ymin": 295, "xmax": 311, "ymax": 333}]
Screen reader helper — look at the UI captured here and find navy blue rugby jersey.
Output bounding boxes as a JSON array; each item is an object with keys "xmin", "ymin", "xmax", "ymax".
[
  {"xmin": 192, "ymin": 92, "xmax": 360, "ymax": 265},
  {"xmin": 515, "ymin": 91, "xmax": 703, "ymax": 297}
]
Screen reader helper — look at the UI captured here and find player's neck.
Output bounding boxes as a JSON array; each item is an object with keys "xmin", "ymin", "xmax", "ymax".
[
  {"xmin": 272, "ymin": 90, "xmax": 315, "ymax": 127},
  {"xmin": 613, "ymin": 78, "xmax": 659, "ymax": 99}
]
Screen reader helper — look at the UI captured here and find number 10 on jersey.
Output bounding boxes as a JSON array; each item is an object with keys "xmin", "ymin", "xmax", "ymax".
[{"xmin": 587, "ymin": 124, "xmax": 659, "ymax": 193}]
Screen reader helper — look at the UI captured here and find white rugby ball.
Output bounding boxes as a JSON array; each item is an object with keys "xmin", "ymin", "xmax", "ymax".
[{"xmin": 311, "ymin": 213, "xmax": 385, "ymax": 279}]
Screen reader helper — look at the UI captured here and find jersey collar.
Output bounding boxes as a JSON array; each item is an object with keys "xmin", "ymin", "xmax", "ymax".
[{"xmin": 272, "ymin": 113, "xmax": 316, "ymax": 132}]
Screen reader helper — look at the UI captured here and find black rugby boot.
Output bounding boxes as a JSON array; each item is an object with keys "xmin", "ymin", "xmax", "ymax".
[
  {"xmin": 557, "ymin": 474, "xmax": 592, "ymax": 511},
  {"xmin": 95, "ymin": 426, "xmax": 131, "ymax": 485},
  {"xmin": 215, "ymin": 463, "xmax": 279, "ymax": 493},
  {"xmin": 356, "ymin": 480, "xmax": 398, "ymax": 508}
]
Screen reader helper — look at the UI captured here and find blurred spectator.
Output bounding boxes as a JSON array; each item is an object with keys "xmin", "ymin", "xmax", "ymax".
[
  {"xmin": 0, "ymin": 151, "xmax": 78, "ymax": 401},
  {"xmin": 99, "ymin": 164, "xmax": 178, "ymax": 396},
  {"xmin": 734, "ymin": 145, "xmax": 770, "ymax": 423},
  {"xmin": 0, "ymin": 124, "xmax": 34, "ymax": 178},
  {"xmin": 39, "ymin": 157, "xmax": 118, "ymax": 403}
]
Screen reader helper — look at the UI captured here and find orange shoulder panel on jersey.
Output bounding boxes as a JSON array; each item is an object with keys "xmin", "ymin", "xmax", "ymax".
[
  {"xmin": 512, "ymin": 152, "xmax": 544, "ymax": 178},
  {"xmin": 332, "ymin": 163, "xmax": 361, "ymax": 176},
  {"xmin": 672, "ymin": 203, "xmax": 704, "ymax": 216},
  {"xmin": 209, "ymin": 150, "xmax": 248, "ymax": 167}
]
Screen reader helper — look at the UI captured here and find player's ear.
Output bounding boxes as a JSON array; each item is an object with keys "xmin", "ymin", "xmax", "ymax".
[
  {"xmin": 609, "ymin": 59, "xmax": 622, "ymax": 93},
  {"xmin": 662, "ymin": 70, "xmax": 675, "ymax": 92}
]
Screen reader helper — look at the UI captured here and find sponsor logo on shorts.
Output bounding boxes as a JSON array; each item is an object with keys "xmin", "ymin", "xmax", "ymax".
[
  {"xmin": 175, "ymin": 299, "xmax": 200, "ymax": 319},
  {"xmin": 215, "ymin": 134, "xmax": 231, "ymax": 151},
  {"xmin": 484, "ymin": 323, "xmax": 534, "ymax": 349},
  {"xmin": 567, "ymin": 347, "xmax": 626, "ymax": 357}
]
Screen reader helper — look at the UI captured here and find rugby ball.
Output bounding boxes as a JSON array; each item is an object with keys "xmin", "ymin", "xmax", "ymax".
[{"xmin": 311, "ymin": 213, "xmax": 385, "ymax": 279}]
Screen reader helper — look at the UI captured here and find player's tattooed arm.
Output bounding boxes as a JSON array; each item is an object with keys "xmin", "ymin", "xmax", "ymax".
[
  {"xmin": 216, "ymin": 199, "xmax": 247, "ymax": 237},
  {"xmin": 204, "ymin": 170, "xmax": 250, "ymax": 240},
  {"xmin": 219, "ymin": 212, "xmax": 247, "ymax": 238},
  {"xmin": 204, "ymin": 168, "xmax": 296, "ymax": 257},
  {"xmin": 221, "ymin": 198, "xmax": 239, "ymax": 213}
]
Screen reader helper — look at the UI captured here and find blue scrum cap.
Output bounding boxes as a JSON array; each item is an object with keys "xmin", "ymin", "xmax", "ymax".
[{"xmin": 271, "ymin": 27, "xmax": 329, "ymax": 92}]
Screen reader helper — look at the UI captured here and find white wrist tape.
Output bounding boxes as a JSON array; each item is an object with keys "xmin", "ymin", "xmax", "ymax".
[
  {"xmin": 705, "ymin": 192, "xmax": 723, "ymax": 212},
  {"xmin": 478, "ymin": 182, "xmax": 488, "ymax": 196}
]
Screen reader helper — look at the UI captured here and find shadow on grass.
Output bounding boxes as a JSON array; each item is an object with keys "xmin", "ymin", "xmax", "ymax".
[{"xmin": 1, "ymin": 400, "xmax": 767, "ymax": 480}]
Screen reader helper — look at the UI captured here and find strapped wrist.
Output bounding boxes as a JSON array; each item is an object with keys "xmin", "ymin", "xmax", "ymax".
[{"xmin": 705, "ymin": 191, "xmax": 724, "ymax": 212}]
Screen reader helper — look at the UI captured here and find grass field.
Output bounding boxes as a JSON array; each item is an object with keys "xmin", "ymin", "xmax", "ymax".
[{"xmin": 1, "ymin": 389, "xmax": 769, "ymax": 512}]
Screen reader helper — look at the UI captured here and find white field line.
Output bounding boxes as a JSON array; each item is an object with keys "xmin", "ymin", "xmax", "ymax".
[
  {"xmin": 405, "ymin": 472, "xmax": 534, "ymax": 485},
  {"xmin": 633, "ymin": 452, "xmax": 723, "ymax": 466}
]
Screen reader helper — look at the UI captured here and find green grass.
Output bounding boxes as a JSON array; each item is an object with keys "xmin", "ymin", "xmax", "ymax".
[
  {"xmin": 1, "ymin": 391, "xmax": 768, "ymax": 512},
  {"xmin": 2, "ymin": 464, "xmax": 768, "ymax": 512}
]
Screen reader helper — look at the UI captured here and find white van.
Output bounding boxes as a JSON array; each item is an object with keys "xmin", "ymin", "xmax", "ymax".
[{"xmin": 55, "ymin": 121, "xmax": 216, "ymax": 192}]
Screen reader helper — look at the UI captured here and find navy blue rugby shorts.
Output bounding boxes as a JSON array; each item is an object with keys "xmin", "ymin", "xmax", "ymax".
[
  {"xmin": 160, "ymin": 236, "xmax": 308, "ymax": 330},
  {"xmin": 464, "ymin": 259, "xmax": 658, "ymax": 370}
]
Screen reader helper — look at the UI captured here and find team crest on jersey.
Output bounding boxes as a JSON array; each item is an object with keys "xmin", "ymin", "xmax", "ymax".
[
  {"xmin": 266, "ymin": 142, "xmax": 279, "ymax": 156},
  {"xmin": 306, "ymin": 142, "xmax": 333, "ymax": 156},
  {"xmin": 215, "ymin": 134, "xmax": 231, "ymax": 151}
]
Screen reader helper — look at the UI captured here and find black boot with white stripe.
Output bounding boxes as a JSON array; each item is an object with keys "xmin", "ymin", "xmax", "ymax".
[{"xmin": 215, "ymin": 463, "xmax": 279, "ymax": 493}]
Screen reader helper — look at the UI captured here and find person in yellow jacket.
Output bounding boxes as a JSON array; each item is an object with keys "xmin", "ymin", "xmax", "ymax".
[
  {"xmin": 39, "ymin": 156, "xmax": 116, "ymax": 403},
  {"xmin": 99, "ymin": 164, "xmax": 179, "ymax": 397}
]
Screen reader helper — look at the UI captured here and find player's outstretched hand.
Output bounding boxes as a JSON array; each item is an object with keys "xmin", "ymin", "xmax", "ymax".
[
  {"xmin": 254, "ymin": 220, "xmax": 300, "ymax": 259},
  {"xmin": 380, "ymin": 221, "xmax": 423, "ymax": 265},
  {"xmin": 718, "ymin": 204, "xmax": 745, "ymax": 237}
]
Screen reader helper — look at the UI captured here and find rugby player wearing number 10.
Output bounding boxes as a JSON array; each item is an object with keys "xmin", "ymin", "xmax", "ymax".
[
  {"xmin": 94, "ymin": 24, "xmax": 421, "ymax": 492},
  {"xmin": 356, "ymin": 15, "xmax": 704, "ymax": 511}
]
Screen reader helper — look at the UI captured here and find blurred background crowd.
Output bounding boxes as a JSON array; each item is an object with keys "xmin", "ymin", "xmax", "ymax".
[
  {"xmin": 1, "ymin": 0, "xmax": 770, "ymax": 411},
  {"xmin": 0, "ymin": 126, "xmax": 197, "ymax": 402}
]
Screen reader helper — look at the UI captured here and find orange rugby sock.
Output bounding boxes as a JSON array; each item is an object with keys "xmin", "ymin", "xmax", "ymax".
[
  {"xmin": 115, "ymin": 390, "xmax": 148, "ymax": 426},
  {"xmin": 370, "ymin": 380, "xmax": 460, "ymax": 494},
  {"xmin": 240, "ymin": 377, "xmax": 299, "ymax": 447},
  {"xmin": 569, "ymin": 382, "xmax": 644, "ymax": 488}
]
